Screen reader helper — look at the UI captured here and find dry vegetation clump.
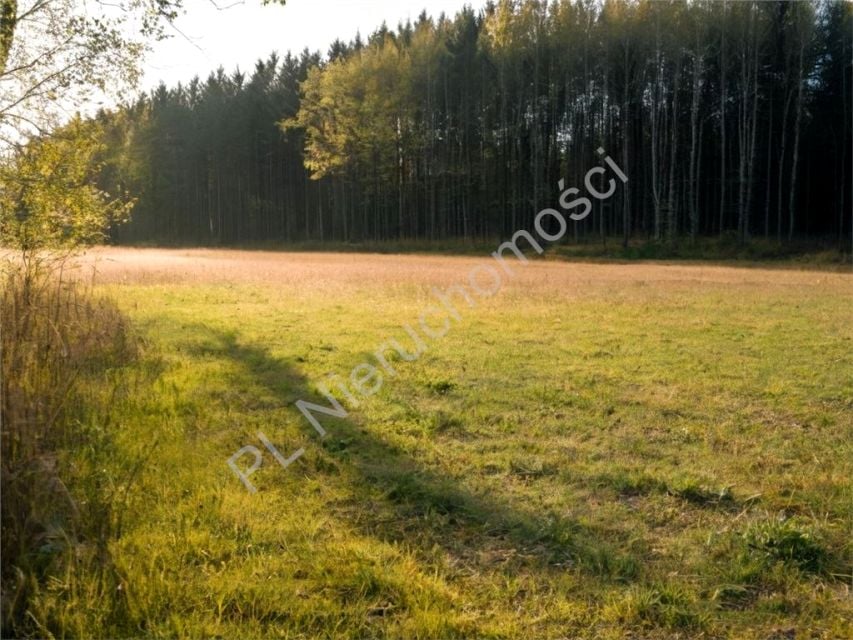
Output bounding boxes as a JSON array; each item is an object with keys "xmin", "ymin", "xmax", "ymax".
[{"xmin": 1, "ymin": 253, "xmax": 137, "ymax": 635}]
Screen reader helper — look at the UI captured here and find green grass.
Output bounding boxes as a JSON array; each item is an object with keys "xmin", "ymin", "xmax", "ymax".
[{"xmin": 26, "ymin": 252, "xmax": 852, "ymax": 639}]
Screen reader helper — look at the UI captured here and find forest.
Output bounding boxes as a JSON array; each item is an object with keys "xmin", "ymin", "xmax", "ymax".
[{"xmin": 90, "ymin": 0, "xmax": 852, "ymax": 248}]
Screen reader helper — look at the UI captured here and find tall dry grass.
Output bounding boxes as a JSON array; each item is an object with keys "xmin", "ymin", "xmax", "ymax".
[{"xmin": 1, "ymin": 252, "xmax": 137, "ymax": 635}]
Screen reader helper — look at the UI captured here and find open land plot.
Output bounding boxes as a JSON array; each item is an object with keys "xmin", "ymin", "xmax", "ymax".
[{"xmin": 52, "ymin": 248, "xmax": 852, "ymax": 639}]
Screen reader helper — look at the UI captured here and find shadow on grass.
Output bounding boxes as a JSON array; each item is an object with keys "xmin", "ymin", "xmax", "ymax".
[{"xmin": 180, "ymin": 322, "xmax": 640, "ymax": 582}]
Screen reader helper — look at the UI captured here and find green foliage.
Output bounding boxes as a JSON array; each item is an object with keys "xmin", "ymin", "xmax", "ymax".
[
  {"xmin": 0, "ymin": 118, "xmax": 133, "ymax": 251},
  {"xmin": 282, "ymin": 34, "xmax": 411, "ymax": 182}
]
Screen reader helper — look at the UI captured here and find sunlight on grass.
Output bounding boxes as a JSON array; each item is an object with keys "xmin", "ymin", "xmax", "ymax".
[{"xmin": 33, "ymin": 250, "xmax": 852, "ymax": 638}]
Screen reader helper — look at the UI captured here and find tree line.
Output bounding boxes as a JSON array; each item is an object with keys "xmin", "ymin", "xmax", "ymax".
[{"xmin": 92, "ymin": 0, "xmax": 851, "ymax": 248}]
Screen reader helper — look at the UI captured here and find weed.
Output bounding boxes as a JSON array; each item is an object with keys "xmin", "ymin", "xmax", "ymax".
[{"xmin": 743, "ymin": 518, "xmax": 830, "ymax": 574}]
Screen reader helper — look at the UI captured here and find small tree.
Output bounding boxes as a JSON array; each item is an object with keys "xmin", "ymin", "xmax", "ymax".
[{"xmin": 0, "ymin": 117, "xmax": 133, "ymax": 254}]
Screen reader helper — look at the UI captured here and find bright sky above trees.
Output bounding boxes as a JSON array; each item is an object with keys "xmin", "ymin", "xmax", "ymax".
[{"xmin": 140, "ymin": 0, "xmax": 474, "ymax": 96}]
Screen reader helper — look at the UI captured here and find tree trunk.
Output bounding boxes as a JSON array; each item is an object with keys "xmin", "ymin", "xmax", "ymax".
[
  {"xmin": 719, "ymin": 0, "xmax": 728, "ymax": 235},
  {"xmin": 689, "ymin": 43, "xmax": 702, "ymax": 243},
  {"xmin": 667, "ymin": 57, "xmax": 681, "ymax": 242},
  {"xmin": 764, "ymin": 94, "xmax": 774, "ymax": 238},
  {"xmin": 788, "ymin": 36, "xmax": 805, "ymax": 241},
  {"xmin": 622, "ymin": 48, "xmax": 631, "ymax": 249}
]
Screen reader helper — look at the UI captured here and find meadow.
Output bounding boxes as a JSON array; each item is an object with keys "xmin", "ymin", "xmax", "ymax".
[{"xmin": 32, "ymin": 248, "xmax": 852, "ymax": 639}]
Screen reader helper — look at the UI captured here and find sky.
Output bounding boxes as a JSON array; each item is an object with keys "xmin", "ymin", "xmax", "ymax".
[{"xmin": 140, "ymin": 0, "xmax": 477, "ymax": 93}]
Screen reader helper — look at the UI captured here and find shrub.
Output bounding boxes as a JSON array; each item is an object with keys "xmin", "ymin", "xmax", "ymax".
[{"xmin": 0, "ymin": 254, "xmax": 137, "ymax": 634}]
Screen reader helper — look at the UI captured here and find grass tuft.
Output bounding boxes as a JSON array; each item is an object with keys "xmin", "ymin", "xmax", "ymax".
[{"xmin": 742, "ymin": 518, "xmax": 831, "ymax": 574}]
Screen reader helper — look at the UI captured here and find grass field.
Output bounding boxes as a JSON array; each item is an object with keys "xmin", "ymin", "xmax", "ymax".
[{"xmin": 37, "ymin": 248, "xmax": 852, "ymax": 639}]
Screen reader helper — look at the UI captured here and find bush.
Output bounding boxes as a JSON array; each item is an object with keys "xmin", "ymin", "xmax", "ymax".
[{"xmin": 0, "ymin": 254, "xmax": 137, "ymax": 635}]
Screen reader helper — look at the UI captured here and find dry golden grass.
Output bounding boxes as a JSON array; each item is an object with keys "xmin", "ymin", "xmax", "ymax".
[{"xmin": 76, "ymin": 246, "xmax": 851, "ymax": 292}]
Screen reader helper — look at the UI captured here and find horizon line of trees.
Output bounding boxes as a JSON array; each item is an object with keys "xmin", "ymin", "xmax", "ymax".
[{"xmin": 91, "ymin": 0, "xmax": 851, "ymax": 248}]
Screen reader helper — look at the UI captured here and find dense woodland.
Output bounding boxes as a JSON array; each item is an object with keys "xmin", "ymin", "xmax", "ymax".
[{"xmin": 92, "ymin": 0, "xmax": 852, "ymax": 247}]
